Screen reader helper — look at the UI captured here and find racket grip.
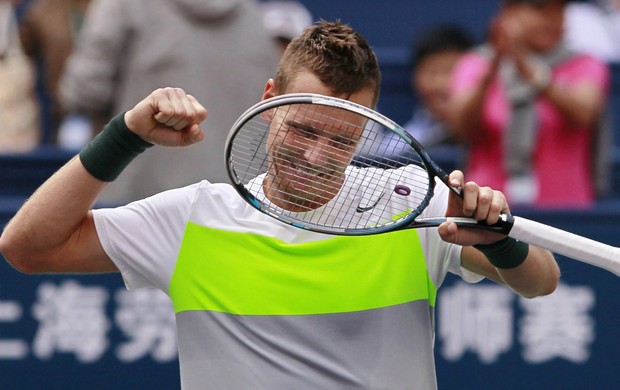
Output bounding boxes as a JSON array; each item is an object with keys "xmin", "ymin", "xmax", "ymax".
[{"xmin": 508, "ymin": 216, "xmax": 620, "ymax": 276}]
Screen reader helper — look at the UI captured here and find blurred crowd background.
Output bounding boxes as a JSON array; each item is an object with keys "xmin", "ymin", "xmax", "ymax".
[{"xmin": 1, "ymin": 0, "xmax": 618, "ymax": 210}]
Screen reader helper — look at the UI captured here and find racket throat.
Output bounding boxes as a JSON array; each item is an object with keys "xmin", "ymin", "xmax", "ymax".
[{"xmin": 409, "ymin": 215, "xmax": 515, "ymax": 234}]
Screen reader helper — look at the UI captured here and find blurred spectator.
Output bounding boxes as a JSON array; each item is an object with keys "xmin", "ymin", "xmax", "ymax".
[
  {"xmin": 260, "ymin": 0, "xmax": 312, "ymax": 59},
  {"xmin": 402, "ymin": 24, "xmax": 475, "ymax": 150},
  {"xmin": 0, "ymin": 0, "xmax": 40, "ymax": 152},
  {"xmin": 18, "ymin": 0, "xmax": 90, "ymax": 144},
  {"xmin": 59, "ymin": 0, "xmax": 279, "ymax": 203},
  {"xmin": 353, "ymin": 24, "xmax": 475, "ymax": 166},
  {"xmin": 564, "ymin": 0, "xmax": 620, "ymax": 62},
  {"xmin": 447, "ymin": 0, "xmax": 610, "ymax": 208}
]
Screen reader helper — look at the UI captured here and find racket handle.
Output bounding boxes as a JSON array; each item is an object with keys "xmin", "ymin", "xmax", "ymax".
[{"xmin": 508, "ymin": 216, "xmax": 620, "ymax": 276}]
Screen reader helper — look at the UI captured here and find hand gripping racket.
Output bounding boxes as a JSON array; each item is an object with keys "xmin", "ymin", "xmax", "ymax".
[{"xmin": 225, "ymin": 93, "xmax": 620, "ymax": 276}]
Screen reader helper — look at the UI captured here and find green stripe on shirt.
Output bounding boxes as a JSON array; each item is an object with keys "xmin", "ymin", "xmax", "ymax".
[{"xmin": 169, "ymin": 223, "xmax": 437, "ymax": 315}]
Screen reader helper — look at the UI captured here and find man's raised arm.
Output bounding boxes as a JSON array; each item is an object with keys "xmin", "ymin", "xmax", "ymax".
[{"xmin": 0, "ymin": 88, "xmax": 207, "ymax": 274}]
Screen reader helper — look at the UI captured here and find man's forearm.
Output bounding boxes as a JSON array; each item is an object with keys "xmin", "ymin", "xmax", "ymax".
[{"xmin": 495, "ymin": 246, "xmax": 560, "ymax": 298}]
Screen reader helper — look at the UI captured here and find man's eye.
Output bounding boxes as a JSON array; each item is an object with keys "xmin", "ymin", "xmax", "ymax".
[
  {"xmin": 290, "ymin": 126, "xmax": 314, "ymax": 137},
  {"xmin": 332, "ymin": 138, "xmax": 356, "ymax": 149}
]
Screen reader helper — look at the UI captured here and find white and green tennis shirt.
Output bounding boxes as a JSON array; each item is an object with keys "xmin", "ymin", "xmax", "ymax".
[{"xmin": 92, "ymin": 165, "xmax": 482, "ymax": 390}]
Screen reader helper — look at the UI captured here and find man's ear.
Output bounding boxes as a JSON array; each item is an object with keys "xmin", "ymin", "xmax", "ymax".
[
  {"xmin": 260, "ymin": 79, "xmax": 279, "ymax": 121},
  {"xmin": 262, "ymin": 78, "xmax": 278, "ymax": 101}
]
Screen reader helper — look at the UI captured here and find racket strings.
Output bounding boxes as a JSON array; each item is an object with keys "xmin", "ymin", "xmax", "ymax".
[
  {"xmin": 354, "ymin": 119, "xmax": 424, "ymax": 170},
  {"xmin": 229, "ymin": 117, "xmax": 270, "ymax": 183},
  {"xmin": 228, "ymin": 102, "xmax": 434, "ymax": 232}
]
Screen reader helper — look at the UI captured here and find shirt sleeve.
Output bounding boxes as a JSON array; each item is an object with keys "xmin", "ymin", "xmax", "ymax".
[
  {"xmin": 416, "ymin": 175, "xmax": 485, "ymax": 288},
  {"xmin": 449, "ymin": 52, "xmax": 489, "ymax": 94},
  {"xmin": 93, "ymin": 182, "xmax": 201, "ymax": 293},
  {"xmin": 562, "ymin": 54, "xmax": 611, "ymax": 91}
]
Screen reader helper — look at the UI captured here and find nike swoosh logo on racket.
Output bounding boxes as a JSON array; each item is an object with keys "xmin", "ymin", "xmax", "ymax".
[{"xmin": 355, "ymin": 192, "xmax": 386, "ymax": 213}]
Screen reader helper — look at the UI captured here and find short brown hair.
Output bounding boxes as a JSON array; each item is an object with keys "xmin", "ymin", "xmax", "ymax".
[{"xmin": 274, "ymin": 20, "xmax": 381, "ymax": 106}]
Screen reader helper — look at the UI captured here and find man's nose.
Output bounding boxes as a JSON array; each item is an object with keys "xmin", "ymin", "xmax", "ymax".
[{"xmin": 302, "ymin": 137, "xmax": 332, "ymax": 168}]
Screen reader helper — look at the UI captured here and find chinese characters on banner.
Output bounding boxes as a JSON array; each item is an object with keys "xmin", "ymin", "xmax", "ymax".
[
  {"xmin": 0, "ymin": 280, "xmax": 177, "ymax": 363},
  {"xmin": 1, "ymin": 279, "xmax": 595, "ymax": 366},
  {"xmin": 438, "ymin": 281, "xmax": 595, "ymax": 364}
]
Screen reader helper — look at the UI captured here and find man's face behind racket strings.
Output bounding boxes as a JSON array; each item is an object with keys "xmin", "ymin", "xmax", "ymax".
[{"xmin": 263, "ymin": 71, "xmax": 376, "ymax": 212}]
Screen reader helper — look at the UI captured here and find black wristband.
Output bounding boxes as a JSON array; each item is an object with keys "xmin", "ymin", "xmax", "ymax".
[
  {"xmin": 473, "ymin": 237, "xmax": 529, "ymax": 269},
  {"xmin": 79, "ymin": 112, "xmax": 153, "ymax": 181}
]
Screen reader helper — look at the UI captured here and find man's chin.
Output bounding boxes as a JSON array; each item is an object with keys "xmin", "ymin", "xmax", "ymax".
[{"xmin": 268, "ymin": 182, "xmax": 327, "ymax": 211}]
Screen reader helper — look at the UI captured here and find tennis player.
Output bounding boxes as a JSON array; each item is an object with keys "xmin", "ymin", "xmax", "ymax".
[{"xmin": 0, "ymin": 21, "xmax": 559, "ymax": 390}]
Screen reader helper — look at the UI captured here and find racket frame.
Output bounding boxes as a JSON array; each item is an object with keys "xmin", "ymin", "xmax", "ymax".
[
  {"xmin": 224, "ymin": 93, "xmax": 620, "ymax": 276},
  {"xmin": 225, "ymin": 93, "xmax": 514, "ymax": 235}
]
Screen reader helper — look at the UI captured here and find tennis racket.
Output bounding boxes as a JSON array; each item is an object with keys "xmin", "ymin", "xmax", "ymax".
[{"xmin": 225, "ymin": 93, "xmax": 620, "ymax": 276}]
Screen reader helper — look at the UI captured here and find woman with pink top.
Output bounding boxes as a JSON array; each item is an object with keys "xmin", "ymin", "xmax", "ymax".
[{"xmin": 447, "ymin": 0, "xmax": 610, "ymax": 208}]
